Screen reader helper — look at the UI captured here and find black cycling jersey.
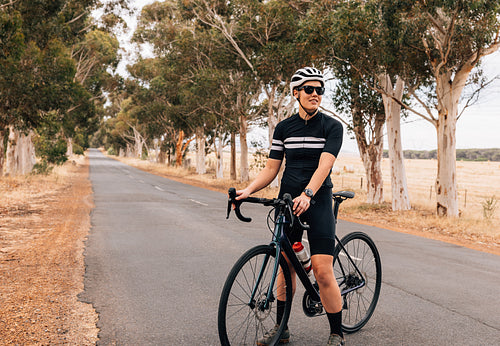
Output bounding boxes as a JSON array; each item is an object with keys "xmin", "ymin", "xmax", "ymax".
[
  {"xmin": 269, "ymin": 111, "xmax": 343, "ymax": 256},
  {"xmin": 269, "ymin": 112, "xmax": 343, "ymax": 188}
]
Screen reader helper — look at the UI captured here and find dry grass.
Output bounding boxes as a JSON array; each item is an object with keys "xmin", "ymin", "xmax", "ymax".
[
  {"xmin": 111, "ymin": 151, "xmax": 500, "ymax": 256},
  {"xmin": 0, "ymin": 155, "xmax": 98, "ymax": 345}
]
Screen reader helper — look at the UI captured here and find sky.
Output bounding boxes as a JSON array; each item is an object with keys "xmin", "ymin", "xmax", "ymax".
[{"xmin": 114, "ymin": 0, "xmax": 500, "ymax": 153}]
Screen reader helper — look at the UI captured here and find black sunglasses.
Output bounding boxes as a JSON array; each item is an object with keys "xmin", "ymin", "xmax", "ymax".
[{"xmin": 297, "ymin": 85, "xmax": 325, "ymax": 95}]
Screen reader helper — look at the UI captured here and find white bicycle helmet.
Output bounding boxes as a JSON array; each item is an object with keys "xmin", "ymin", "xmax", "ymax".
[{"xmin": 290, "ymin": 67, "xmax": 325, "ymax": 95}]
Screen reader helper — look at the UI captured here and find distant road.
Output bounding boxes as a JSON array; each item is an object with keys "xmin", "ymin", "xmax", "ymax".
[{"xmin": 81, "ymin": 149, "xmax": 500, "ymax": 345}]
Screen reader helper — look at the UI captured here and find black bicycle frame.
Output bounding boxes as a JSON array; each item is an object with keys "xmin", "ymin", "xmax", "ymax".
[
  {"xmin": 246, "ymin": 195, "xmax": 367, "ymax": 310},
  {"xmin": 248, "ymin": 209, "xmax": 321, "ymax": 310}
]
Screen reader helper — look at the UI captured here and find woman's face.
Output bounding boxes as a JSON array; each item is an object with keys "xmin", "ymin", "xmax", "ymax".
[{"xmin": 294, "ymin": 80, "xmax": 323, "ymax": 112}]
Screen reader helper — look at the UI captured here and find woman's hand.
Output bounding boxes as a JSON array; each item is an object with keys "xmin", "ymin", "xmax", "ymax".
[
  {"xmin": 235, "ymin": 188, "xmax": 251, "ymax": 201},
  {"xmin": 293, "ymin": 193, "xmax": 311, "ymax": 216}
]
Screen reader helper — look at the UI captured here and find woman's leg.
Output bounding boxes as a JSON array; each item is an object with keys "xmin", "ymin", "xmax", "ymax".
[
  {"xmin": 277, "ymin": 252, "xmax": 297, "ymax": 300},
  {"xmin": 311, "ymin": 254, "xmax": 342, "ymax": 312},
  {"xmin": 312, "ymin": 254, "xmax": 344, "ymax": 342}
]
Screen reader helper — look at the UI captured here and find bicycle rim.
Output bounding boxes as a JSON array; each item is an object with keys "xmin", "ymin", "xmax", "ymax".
[
  {"xmin": 218, "ymin": 245, "xmax": 292, "ymax": 345},
  {"xmin": 333, "ymin": 232, "xmax": 382, "ymax": 333}
]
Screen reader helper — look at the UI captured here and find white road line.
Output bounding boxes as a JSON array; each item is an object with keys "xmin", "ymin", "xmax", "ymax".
[
  {"xmin": 189, "ymin": 199, "xmax": 209, "ymax": 206},
  {"xmin": 154, "ymin": 186, "xmax": 165, "ymax": 191}
]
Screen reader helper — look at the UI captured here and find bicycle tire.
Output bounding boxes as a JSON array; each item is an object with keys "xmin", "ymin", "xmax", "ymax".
[
  {"xmin": 218, "ymin": 245, "xmax": 293, "ymax": 346},
  {"xmin": 333, "ymin": 231, "xmax": 382, "ymax": 333}
]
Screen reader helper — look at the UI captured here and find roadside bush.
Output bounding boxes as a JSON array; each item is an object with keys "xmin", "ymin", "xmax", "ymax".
[
  {"xmin": 73, "ymin": 143, "xmax": 84, "ymax": 155},
  {"xmin": 32, "ymin": 160, "xmax": 53, "ymax": 175},
  {"xmin": 33, "ymin": 135, "xmax": 68, "ymax": 165}
]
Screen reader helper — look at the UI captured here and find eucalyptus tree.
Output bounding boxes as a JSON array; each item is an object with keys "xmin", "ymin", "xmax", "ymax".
[
  {"xmin": 389, "ymin": 0, "xmax": 500, "ymax": 217},
  {"xmin": 187, "ymin": 0, "xmax": 312, "ymax": 182},
  {"xmin": 131, "ymin": 1, "xmax": 201, "ymax": 166},
  {"xmin": 299, "ymin": 0, "xmax": 413, "ymax": 209},
  {"xmin": 66, "ymin": 28, "xmax": 120, "ymax": 155},
  {"xmin": 315, "ymin": 0, "xmax": 500, "ymax": 217},
  {"xmin": 0, "ymin": 0, "xmax": 128, "ymax": 175},
  {"xmin": 132, "ymin": 0, "xmax": 255, "ymax": 175},
  {"xmin": 329, "ymin": 69, "xmax": 387, "ymax": 204}
]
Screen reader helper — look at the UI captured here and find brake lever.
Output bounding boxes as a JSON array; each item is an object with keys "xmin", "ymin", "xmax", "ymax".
[
  {"xmin": 227, "ymin": 187, "xmax": 252, "ymax": 222},
  {"xmin": 282, "ymin": 193, "xmax": 310, "ymax": 231}
]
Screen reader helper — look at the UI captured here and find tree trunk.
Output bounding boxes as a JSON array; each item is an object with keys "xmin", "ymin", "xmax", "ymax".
[
  {"xmin": 266, "ymin": 87, "xmax": 294, "ymax": 188},
  {"xmin": 175, "ymin": 130, "xmax": 185, "ymax": 167},
  {"xmin": 4, "ymin": 126, "xmax": 36, "ymax": 176},
  {"xmin": 380, "ymin": 75, "xmax": 411, "ymax": 210},
  {"xmin": 126, "ymin": 143, "xmax": 133, "ymax": 157},
  {"xmin": 239, "ymin": 115, "xmax": 249, "ymax": 182},
  {"xmin": 195, "ymin": 127, "xmax": 206, "ymax": 174},
  {"xmin": 66, "ymin": 137, "xmax": 73, "ymax": 158},
  {"xmin": 353, "ymin": 111, "xmax": 385, "ymax": 204},
  {"xmin": 0, "ymin": 129, "xmax": 5, "ymax": 175},
  {"xmin": 158, "ymin": 148, "xmax": 166, "ymax": 164},
  {"xmin": 434, "ymin": 71, "xmax": 465, "ymax": 217},
  {"xmin": 360, "ymin": 145, "xmax": 384, "ymax": 204},
  {"xmin": 215, "ymin": 135, "xmax": 224, "ymax": 179},
  {"xmin": 230, "ymin": 131, "xmax": 236, "ymax": 180},
  {"xmin": 133, "ymin": 128, "xmax": 143, "ymax": 158}
]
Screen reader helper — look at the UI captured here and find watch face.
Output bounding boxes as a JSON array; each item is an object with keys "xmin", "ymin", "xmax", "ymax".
[{"xmin": 304, "ymin": 188, "xmax": 313, "ymax": 197}]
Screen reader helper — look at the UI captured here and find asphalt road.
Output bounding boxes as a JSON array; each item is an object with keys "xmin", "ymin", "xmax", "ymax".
[{"xmin": 81, "ymin": 149, "xmax": 500, "ymax": 345}]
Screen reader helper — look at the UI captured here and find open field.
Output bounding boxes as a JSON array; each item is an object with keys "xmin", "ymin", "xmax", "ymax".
[{"xmin": 112, "ymin": 150, "xmax": 500, "ymax": 256}]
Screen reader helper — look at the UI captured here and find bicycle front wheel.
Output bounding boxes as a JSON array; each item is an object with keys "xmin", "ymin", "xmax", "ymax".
[
  {"xmin": 218, "ymin": 244, "xmax": 293, "ymax": 346},
  {"xmin": 333, "ymin": 232, "xmax": 382, "ymax": 333}
]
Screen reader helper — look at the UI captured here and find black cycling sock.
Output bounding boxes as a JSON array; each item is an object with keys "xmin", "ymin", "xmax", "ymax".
[
  {"xmin": 276, "ymin": 300, "xmax": 288, "ymax": 329},
  {"xmin": 327, "ymin": 311, "xmax": 343, "ymax": 338}
]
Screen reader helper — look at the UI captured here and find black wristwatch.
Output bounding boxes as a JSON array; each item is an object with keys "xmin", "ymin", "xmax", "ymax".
[{"xmin": 303, "ymin": 188, "xmax": 314, "ymax": 198}]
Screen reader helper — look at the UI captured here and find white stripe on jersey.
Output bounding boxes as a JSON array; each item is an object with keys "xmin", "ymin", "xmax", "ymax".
[
  {"xmin": 285, "ymin": 143, "xmax": 325, "ymax": 149},
  {"xmin": 270, "ymin": 145, "xmax": 284, "ymax": 151},
  {"xmin": 284, "ymin": 136, "xmax": 325, "ymax": 143}
]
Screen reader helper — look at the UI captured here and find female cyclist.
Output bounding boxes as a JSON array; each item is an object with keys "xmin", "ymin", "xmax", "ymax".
[{"xmin": 235, "ymin": 67, "xmax": 345, "ymax": 346}]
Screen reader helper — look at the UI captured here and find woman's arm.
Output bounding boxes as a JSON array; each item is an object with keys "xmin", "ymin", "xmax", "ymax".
[{"xmin": 235, "ymin": 158, "xmax": 282, "ymax": 200}]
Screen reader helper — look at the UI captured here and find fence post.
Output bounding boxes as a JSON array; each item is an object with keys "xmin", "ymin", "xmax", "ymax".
[{"xmin": 360, "ymin": 177, "xmax": 363, "ymax": 189}]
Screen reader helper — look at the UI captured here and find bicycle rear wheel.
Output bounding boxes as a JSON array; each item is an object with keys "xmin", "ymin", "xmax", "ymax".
[
  {"xmin": 218, "ymin": 244, "xmax": 293, "ymax": 346},
  {"xmin": 333, "ymin": 232, "xmax": 382, "ymax": 333}
]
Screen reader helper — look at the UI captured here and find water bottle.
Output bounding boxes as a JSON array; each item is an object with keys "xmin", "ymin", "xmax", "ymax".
[{"xmin": 292, "ymin": 241, "xmax": 315, "ymax": 283}]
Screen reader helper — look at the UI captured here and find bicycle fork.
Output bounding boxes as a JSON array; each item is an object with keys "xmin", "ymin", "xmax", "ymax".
[{"xmin": 248, "ymin": 216, "xmax": 287, "ymax": 312}]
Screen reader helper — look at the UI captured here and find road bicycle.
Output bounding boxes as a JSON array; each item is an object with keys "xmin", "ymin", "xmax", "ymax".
[{"xmin": 218, "ymin": 188, "xmax": 382, "ymax": 345}]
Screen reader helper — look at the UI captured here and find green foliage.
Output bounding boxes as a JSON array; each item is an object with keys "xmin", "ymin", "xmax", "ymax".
[
  {"xmin": 34, "ymin": 136, "xmax": 68, "ymax": 165},
  {"xmin": 0, "ymin": 0, "xmax": 127, "ymax": 167},
  {"xmin": 107, "ymin": 146, "xmax": 117, "ymax": 156},
  {"xmin": 73, "ymin": 143, "xmax": 84, "ymax": 155},
  {"xmin": 33, "ymin": 111, "xmax": 67, "ymax": 165}
]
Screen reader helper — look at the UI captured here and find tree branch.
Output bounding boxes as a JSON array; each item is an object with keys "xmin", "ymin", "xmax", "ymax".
[
  {"xmin": 193, "ymin": 1, "xmax": 254, "ymax": 71},
  {"xmin": 0, "ymin": 0, "xmax": 19, "ymax": 10},
  {"xmin": 66, "ymin": 11, "xmax": 87, "ymax": 25},
  {"xmin": 319, "ymin": 106, "xmax": 349, "ymax": 127}
]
